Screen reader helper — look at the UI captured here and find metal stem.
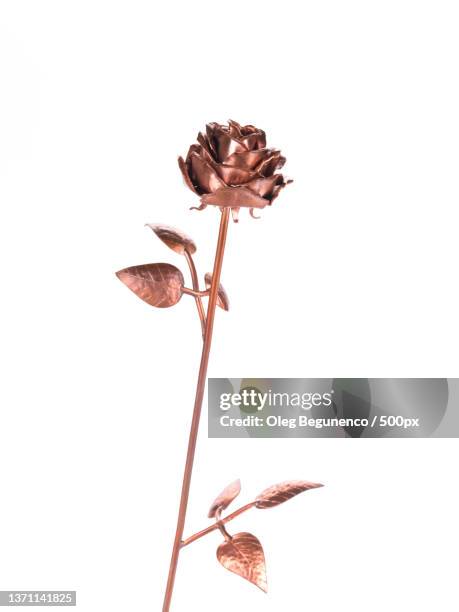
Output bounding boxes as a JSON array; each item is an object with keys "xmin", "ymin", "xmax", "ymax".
[
  {"xmin": 181, "ymin": 287, "xmax": 210, "ymax": 298},
  {"xmin": 162, "ymin": 208, "xmax": 231, "ymax": 612},
  {"xmin": 180, "ymin": 502, "xmax": 255, "ymax": 547},
  {"xmin": 184, "ymin": 249, "xmax": 206, "ymax": 338},
  {"xmin": 215, "ymin": 508, "xmax": 232, "ymax": 541}
]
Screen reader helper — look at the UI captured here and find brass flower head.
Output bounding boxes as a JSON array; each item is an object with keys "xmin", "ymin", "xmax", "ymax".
[{"xmin": 178, "ymin": 119, "xmax": 292, "ymax": 221}]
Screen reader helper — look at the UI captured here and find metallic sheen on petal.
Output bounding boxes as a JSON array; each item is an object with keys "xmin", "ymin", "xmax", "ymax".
[
  {"xmin": 201, "ymin": 186, "xmax": 267, "ymax": 209},
  {"xmin": 197, "ymin": 132, "xmax": 217, "ymax": 161},
  {"xmin": 228, "ymin": 119, "xmax": 243, "ymax": 138},
  {"xmin": 270, "ymin": 178, "xmax": 293, "ymax": 203},
  {"xmin": 225, "ymin": 148, "xmax": 274, "ymax": 170},
  {"xmin": 189, "ymin": 152, "xmax": 226, "ymax": 194},
  {"xmin": 245, "ymin": 174, "xmax": 285, "ymax": 199},
  {"xmin": 256, "ymin": 151, "xmax": 286, "ymax": 176},
  {"xmin": 239, "ymin": 123, "xmax": 258, "ymax": 135},
  {"xmin": 215, "ymin": 164, "xmax": 255, "ymax": 186},
  {"xmin": 242, "ymin": 130, "xmax": 266, "ymax": 150},
  {"xmin": 212, "ymin": 127, "xmax": 248, "ymax": 162},
  {"xmin": 178, "ymin": 156, "xmax": 200, "ymax": 194}
]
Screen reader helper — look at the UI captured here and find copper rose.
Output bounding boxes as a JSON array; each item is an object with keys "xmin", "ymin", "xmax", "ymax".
[{"xmin": 178, "ymin": 119, "xmax": 291, "ymax": 221}]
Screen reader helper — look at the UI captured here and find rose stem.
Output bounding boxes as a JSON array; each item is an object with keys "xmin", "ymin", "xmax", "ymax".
[
  {"xmin": 162, "ymin": 208, "xmax": 231, "ymax": 612},
  {"xmin": 184, "ymin": 249, "xmax": 206, "ymax": 338},
  {"xmin": 181, "ymin": 502, "xmax": 255, "ymax": 547}
]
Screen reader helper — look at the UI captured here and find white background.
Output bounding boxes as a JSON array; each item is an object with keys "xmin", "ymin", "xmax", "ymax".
[{"xmin": 1, "ymin": 1, "xmax": 458, "ymax": 611}]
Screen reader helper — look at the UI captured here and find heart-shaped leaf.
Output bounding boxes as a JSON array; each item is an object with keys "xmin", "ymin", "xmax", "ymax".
[
  {"xmin": 217, "ymin": 532, "xmax": 267, "ymax": 592},
  {"xmin": 146, "ymin": 224, "xmax": 197, "ymax": 255},
  {"xmin": 204, "ymin": 272, "xmax": 229, "ymax": 311},
  {"xmin": 116, "ymin": 263, "xmax": 184, "ymax": 308},
  {"xmin": 255, "ymin": 480, "xmax": 323, "ymax": 509},
  {"xmin": 208, "ymin": 479, "xmax": 241, "ymax": 518}
]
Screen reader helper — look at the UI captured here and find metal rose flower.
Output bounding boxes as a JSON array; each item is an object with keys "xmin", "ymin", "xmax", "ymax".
[{"xmin": 178, "ymin": 119, "xmax": 291, "ymax": 221}]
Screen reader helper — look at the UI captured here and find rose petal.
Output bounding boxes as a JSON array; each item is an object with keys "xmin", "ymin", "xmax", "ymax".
[
  {"xmin": 228, "ymin": 119, "xmax": 243, "ymax": 138},
  {"xmin": 216, "ymin": 134, "xmax": 248, "ymax": 161},
  {"xmin": 245, "ymin": 174, "xmax": 285, "ymax": 199},
  {"xmin": 178, "ymin": 156, "xmax": 200, "ymax": 195},
  {"xmin": 185, "ymin": 143, "xmax": 203, "ymax": 162},
  {"xmin": 225, "ymin": 148, "xmax": 274, "ymax": 170},
  {"xmin": 187, "ymin": 142, "xmax": 219, "ymax": 169},
  {"xmin": 270, "ymin": 178, "xmax": 292, "ymax": 203},
  {"xmin": 189, "ymin": 152, "xmax": 225, "ymax": 194},
  {"xmin": 206, "ymin": 122, "xmax": 218, "ymax": 146},
  {"xmin": 256, "ymin": 151, "xmax": 286, "ymax": 176},
  {"xmin": 207, "ymin": 123, "xmax": 248, "ymax": 162},
  {"xmin": 242, "ymin": 130, "xmax": 266, "ymax": 150},
  {"xmin": 197, "ymin": 132, "xmax": 217, "ymax": 161},
  {"xmin": 201, "ymin": 186, "xmax": 267, "ymax": 209},
  {"xmin": 215, "ymin": 164, "xmax": 255, "ymax": 186},
  {"xmin": 240, "ymin": 124, "xmax": 258, "ymax": 135}
]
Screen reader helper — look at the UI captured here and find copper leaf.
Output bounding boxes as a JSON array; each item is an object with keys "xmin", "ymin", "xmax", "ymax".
[
  {"xmin": 208, "ymin": 479, "xmax": 241, "ymax": 518},
  {"xmin": 116, "ymin": 263, "xmax": 184, "ymax": 308},
  {"xmin": 146, "ymin": 223, "xmax": 197, "ymax": 255},
  {"xmin": 255, "ymin": 480, "xmax": 323, "ymax": 509},
  {"xmin": 217, "ymin": 532, "xmax": 267, "ymax": 592},
  {"xmin": 204, "ymin": 272, "xmax": 230, "ymax": 311}
]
